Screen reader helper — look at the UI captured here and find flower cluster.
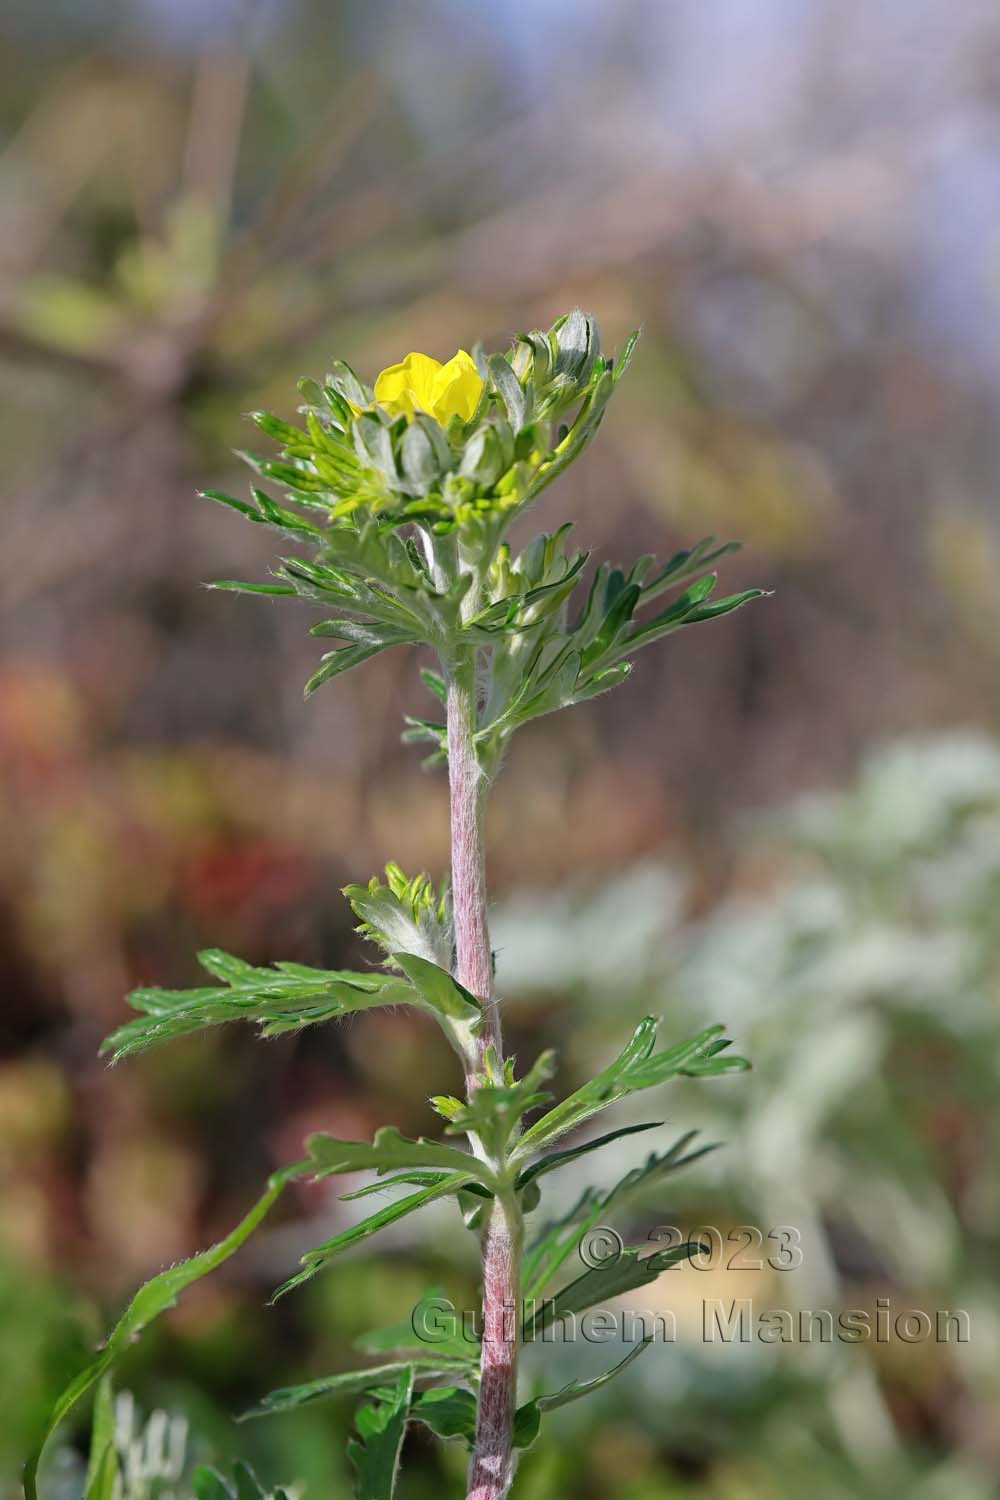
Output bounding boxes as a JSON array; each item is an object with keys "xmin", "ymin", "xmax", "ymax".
[{"xmin": 241, "ymin": 310, "xmax": 633, "ymax": 532}]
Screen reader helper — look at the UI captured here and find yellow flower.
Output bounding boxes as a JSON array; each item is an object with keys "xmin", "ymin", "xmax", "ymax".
[{"xmin": 374, "ymin": 349, "xmax": 483, "ymax": 425}]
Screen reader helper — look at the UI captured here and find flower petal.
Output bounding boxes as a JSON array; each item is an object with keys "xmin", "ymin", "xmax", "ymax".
[
  {"xmin": 375, "ymin": 353, "xmax": 442, "ymax": 418},
  {"xmin": 430, "ymin": 350, "xmax": 483, "ymax": 424}
]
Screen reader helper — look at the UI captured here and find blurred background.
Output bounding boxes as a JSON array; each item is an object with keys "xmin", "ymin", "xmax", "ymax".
[{"xmin": 2, "ymin": 1, "xmax": 999, "ymax": 1496}]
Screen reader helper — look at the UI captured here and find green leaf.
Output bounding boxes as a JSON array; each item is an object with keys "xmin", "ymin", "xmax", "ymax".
[
  {"xmin": 682, "ymin": 588, "xmax": 767, "ymax": 624},
  {"xmin": 580, "ymin": 582, "xmax": 642, "ymax": 668},
  {"xmin": 612, "ymin": 328, "xmax": 640, "ymax": 382},
  {"xmin": 391, "ymin": 952, "xmax": 480, "ymax": 1021},
  {"xmin": 192, "ymin": 1462, "xmax": 293, "ymax": 1500},
  {"xmin": 341, "ymin": 1170, "xmax": 491, "ymax": 1202},
  {"xmin": 514, "ymin": 1120, "xmax": 663, "ymax": 1192},
  {"xmin": 640, "ymin": 537, "xmax": 741, "ymax": 600},
  {"xmin": 459, "ymin": 425, "xmax": 509, "ymax": 488},
  {"xmin": 239, "ymin": 1361, "xmax": 461, "ymax": 1421},
  {"xmin": 523, "ymin": 1242, "xmax": 703, "ymax": 1342},
  {"xmin": 420, "ymin": 667, "xmax": 448, "ymax": 704},
  {"xmin": 572, "ymin": 661, "xmax": 632, "ymax": 703},
  {"xmin": 535, "ymin": 1337, "xmax": 653, "ymax": 1411},
  {"xmin": 251, "ymin": 410, "xmax": 306, "ymax": 446},
  {"xmin": 623, "ymin": 572, "xmax": 718, "ymax": 652},
  {"xmin": 356, "ymin": 1287, "xmax": 479, "ymax": 1365},
  {"xmin": 513, "ymin": 1400, "xmax": 543, "ymax": 1449},
  {"xmin": 353, "ymin": 413, "xmax": 399, "ymax": 481},
  {"xmin": 24, "ymin": 1175, "xmax": 294, "ymax": 1500},
  {"xmin": 192, "ymin": 1468, "xmax": 238, "ymax": 1500},
  {"xmin": 347, "ymin": 1366, "xmax": 413, "ymax": 1500},
  {"xmin": 305, "ymin": 1125, "xmax": 488, "ymax": 1182},
  {"xmin": 209, "ymin": 579, "xmax": 298, "ymax": 597},
  {"xmin": 513, "ymin": 1016, "xmax": 658, "ymax": 1154},
  {"xmin": 438, "ymin": 1049, "xmax": 556, "ymax": 1157},
  {"xmin": 521, "ymin": 1186, "xmax": 605, "ymax": 1303},
  {"xmin": 304, "ymin": 641, "xmax": 394, "ymax": 696},
  {"xmin": 101, "ymin": 953, "xmax": 415, "ymax": 1060},
  {"xmin": 407, "ymin": 1386, "xmax": 540, "ymax": 1451},
  {"xmin": 513, "ymin": 1020, "xmax": 747, "ymax": 1157},
  {"xmin": 309, "ymin": 620, "xmax": 415, "ymax": 647},
  {"xmin": 408, "ymin": 1385, "xmax": 476, "ymax": 1443},
  {"xmin": 328, "ymin": 359, "xmax": 372, "ymax": 410},
  {"xmin": 83, "ymin": 1377, "xmax": 117, "ymax": 1500},
  {"xmin": 199, "ymin": 488, "xmax": 263, "ymax": 521},
  {"xmin": 522, "ymin": 1130, "xmax": 719, "ymax": 1300},
  {"xmin": 344, "ymin": 866, "xmax": 454, "ymax": 975},
  {"xmin": 273, "ymin": 1172, "xmax": 476, "ymax": 1299}
]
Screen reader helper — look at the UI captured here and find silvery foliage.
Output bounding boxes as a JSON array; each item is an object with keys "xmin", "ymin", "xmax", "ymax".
[{"xmin": 492, "ymin": 735, "xmax": 1000, "ymax": 1499}]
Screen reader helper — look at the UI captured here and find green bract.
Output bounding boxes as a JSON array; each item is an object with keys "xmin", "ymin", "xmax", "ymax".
[
  {"xmin": 234, "ymin": 310, "xmax": 617, "ymax": 533},
  {"xmin": 31, "ymin": 312, "xmax": 760, "ymax": 1500},
  {"xmin": 207, "ymin": 312, "xmax": 764, "ymax": 793}
]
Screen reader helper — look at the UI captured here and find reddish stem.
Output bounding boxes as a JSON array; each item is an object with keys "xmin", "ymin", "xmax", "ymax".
[
  {"xmin": 446, "ymin": 648, "xmax": 520, "ymax": 1500},
  {"xmin": 466, "ymin": 1197, "xmax": 521, "ymax": 1500},
  {"xmin": 447, "ymin": 652, "xmax": 500, "ymax": 1062}
]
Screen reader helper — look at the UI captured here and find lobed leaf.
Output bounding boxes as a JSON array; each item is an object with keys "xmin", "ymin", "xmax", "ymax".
[
  {"xmin": 522, "ymin": 1129, "xmax": 721, "ymax": 1300},
  {"xmin": 355, "ymin": 1288, "xmax": 480, "ymax": 1366},
  {"xmin": 513, "ymin": 1020, "xmax": 747, "ymax": 1158},
  {"xmin": 344, "ymin": 866, "xmax": 453, "ymax": 972},
  {"xmin": 305, "ymin": 1125, "xmax": 490, "ymax": 1183},
  {"xmin": 513, "ymin": 1120, "xmax": 663, "ymax": 1192},
  {"xmin": 347, "ymin": 1367, "xmax": 413, "ymax": 1500},
  {"xmin": 523, "ymin": 1241, "xmax": 703, "ymax": 1342},
  {"xmin": 273, "ymin": 1171, "xmax": 477, "ymax": 1300},
  {"xmin": 239, "ymin": 1361, "xmax": 464, "ymax": 1421},
  {"xmin": 437, "ymin": 1048, "xmax": 556, "ymax": 1157},
  {"xmin": 407, "ymin": 1387, "xmax": 541, "ymax": 1451},
  {"xmin": 100, "ymin": 953, "xmax": 416, "ymax": 1060}
]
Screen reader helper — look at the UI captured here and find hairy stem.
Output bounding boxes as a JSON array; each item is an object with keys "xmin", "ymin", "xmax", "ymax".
[
  {"xmin": 467, "ymin": 1194, "xmax": 522, "ymax": 1500},
  {"xmin": 447, "ymin": 647, "xmax": 498, "ymax": 1059},
  {"xmin": 446, "ymin": 646, "xmax": 521, "ymax": 1500}
]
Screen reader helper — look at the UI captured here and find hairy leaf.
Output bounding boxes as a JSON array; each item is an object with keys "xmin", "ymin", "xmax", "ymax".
[
  {"xmin": 523, "ymin": 1241, "xmax": 703, "ymax": 1342},
  {"xmin": 101, "ymin": 944, "xmax": 482, "ymax": 1060},
  {"xmin": 356, "ymin": 1288, "xmax": 480, "ymax": 1366},
  {"xmin": 408, "ymin": 1387, "xmax": 541, "ymax": 1451},
  {"xmin": 347, "ymin": 1367, "xmax": 413, "ymax": 1500},
  {"xmin": 408, "ymin": 1385, "xmax": 477, "ymax": 1444},
  {"xmin": 344, "ymin": 865, "xmax": 453, "ymax": 971},
  {"xmin": 513, "ymin": 1020, "xmax": 747, "ymax": 1157},
  {"xmin": 240, "ymin": 1361, "xmax": 463, "ymax": 1421},
  {"xmin": 306, "ymin": 1125, "xmax": 490, "ymax": 1182},
  {"xmin": 514, "ymin": 1120, "xmax": 663, "ymax": 1192},
  {"xmin": 24, "ymin": 1173, "xmax": 295, "ymax": 1500},
  {"xmin": 535, "ymin": 1337, "xmax": 653, "ymax": 1410},
  {"xmin": 273, "ymin": 1171, "xmax": 476, "ymax": 1299},
  {"xmin": 437, "ymin": 1048, "xmax": 556, "ymax": 1155},
  {"xmin": 522, "ymin": 1130, "xmax": 720, "ymax": 1299},
  {"xmin": 391, "ymin": 952, "xmax": 480, "ymax": 1021}
]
